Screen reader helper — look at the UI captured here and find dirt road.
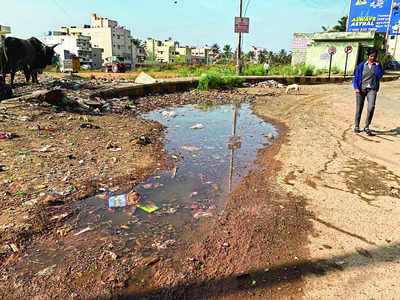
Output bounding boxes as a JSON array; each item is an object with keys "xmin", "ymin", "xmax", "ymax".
[{"xmin": 253, "ymin": 81, "xmax": 400, "ymax": 299}]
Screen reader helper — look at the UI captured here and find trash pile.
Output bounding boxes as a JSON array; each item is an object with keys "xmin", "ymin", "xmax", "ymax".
[{"xmin": 251, "ymin": 80, "xmax": 285, "ymax": 89}]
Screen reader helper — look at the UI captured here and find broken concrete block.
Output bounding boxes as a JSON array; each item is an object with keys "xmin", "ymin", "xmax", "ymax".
[{"xmin": 134, "ymin": 72, "xmax": 157, "ymax": 84}]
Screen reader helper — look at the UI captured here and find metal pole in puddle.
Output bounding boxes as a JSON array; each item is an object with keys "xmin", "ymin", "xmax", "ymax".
[{"xmin": 229, "ymin": 103, "xmax": 239, "ymax": 193}]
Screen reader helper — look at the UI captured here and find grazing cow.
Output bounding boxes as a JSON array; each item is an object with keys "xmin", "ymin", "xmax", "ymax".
[
  {"xmin": 0, "ymin": 37, "xmax": 57, "ymax": 88},
  {"xmin": 285, "ymin": 84, "xmax": 300, "ymax": 94}
]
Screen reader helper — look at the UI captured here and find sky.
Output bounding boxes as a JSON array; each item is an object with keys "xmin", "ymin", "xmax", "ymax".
[{"xmin": 0, "ymin": 0, "xmax": 350, "ymax": 53}]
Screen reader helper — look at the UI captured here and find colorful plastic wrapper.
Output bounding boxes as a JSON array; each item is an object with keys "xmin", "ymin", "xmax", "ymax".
[
  {"xmin": 108, "ymin": 191, "xmax": 141, "ymax": 208},
  {"xmin": 137, "ymin": 201, "xmax": 160, "ymax": 213}
]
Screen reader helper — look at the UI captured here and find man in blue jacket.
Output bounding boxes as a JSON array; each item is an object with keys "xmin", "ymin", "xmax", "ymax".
[{"xmin": 353, "ymin": 47, "xmax": 383, "ymax": 136}]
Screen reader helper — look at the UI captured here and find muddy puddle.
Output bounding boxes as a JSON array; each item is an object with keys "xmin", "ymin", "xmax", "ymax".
[{"xmin": 12, "ymin": 103, "xmax": 278, "ymax": 280}]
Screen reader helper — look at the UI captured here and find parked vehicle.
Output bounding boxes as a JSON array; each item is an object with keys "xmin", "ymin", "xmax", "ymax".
[{"xmin": 105, "ymin": 56, "xmax": 125, "ymax": 73}]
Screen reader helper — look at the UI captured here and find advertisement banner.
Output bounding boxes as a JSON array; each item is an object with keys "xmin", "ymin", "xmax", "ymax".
[
  {"xmin": 347, "ymin": 0, "xmax": 393, "ymax": 32},
  {"xmin": 389, "ymin": 2, "xmax": 400, "ymax": 35}
]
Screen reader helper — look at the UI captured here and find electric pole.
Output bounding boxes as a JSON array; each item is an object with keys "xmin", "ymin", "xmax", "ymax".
[{"xmin": 236, "ymin": 0, "xmax": 243, "ymax": 75}]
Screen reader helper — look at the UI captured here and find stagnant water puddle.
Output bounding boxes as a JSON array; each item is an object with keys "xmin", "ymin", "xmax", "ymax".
[{"xmin": 15, "ymin": 103, "xmax": 278, "ymax": 277}]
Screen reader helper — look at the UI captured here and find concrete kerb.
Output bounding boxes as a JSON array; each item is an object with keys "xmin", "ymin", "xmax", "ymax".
[{"xmin": 90, "ymin": 75, "xmax": 400, "ymax": 99}]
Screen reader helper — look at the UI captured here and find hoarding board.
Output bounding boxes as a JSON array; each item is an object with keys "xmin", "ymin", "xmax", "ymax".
[{"xmin": 347, "ymin": 0, "xmax": 392, "ymax": 32}]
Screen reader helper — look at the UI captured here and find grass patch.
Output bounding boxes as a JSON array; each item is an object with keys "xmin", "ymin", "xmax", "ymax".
[{"xmin": 197, "ymin": 70, "xmax": 244, "ymax": 90}]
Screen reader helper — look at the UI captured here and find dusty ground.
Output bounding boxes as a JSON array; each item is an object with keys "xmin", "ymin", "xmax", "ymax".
[
  {"xmin": 253, "ymin": 81, "xmax": 400, "ymax": 300},
  {"xmin": 1, "ymin": 75, "xmax": 399, "ymax": 299}
]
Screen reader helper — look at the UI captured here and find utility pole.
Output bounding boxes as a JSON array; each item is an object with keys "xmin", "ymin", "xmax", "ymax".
[
  {"xmin": 385, "ymin": 0, "xmax": 395, "ymax": 54},
  {"xmin": 236, "ymin": 0, "xmax": 243, "ymax": 75}
]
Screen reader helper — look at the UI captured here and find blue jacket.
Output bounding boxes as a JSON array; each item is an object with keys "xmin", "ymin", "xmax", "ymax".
[{"xmin": 353, "ymin": 61, "xmax": 383, "ymax": 91}]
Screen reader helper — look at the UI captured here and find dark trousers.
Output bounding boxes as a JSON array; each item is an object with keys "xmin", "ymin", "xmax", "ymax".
[{"xmin": 355, "ymin": 89, "xmax": 377, "ymax": 129}]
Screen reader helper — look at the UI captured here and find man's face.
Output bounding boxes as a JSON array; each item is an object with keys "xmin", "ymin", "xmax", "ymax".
[{"xmin": 368, "ymin": 52, "xmax": 377, "ymax": 63}]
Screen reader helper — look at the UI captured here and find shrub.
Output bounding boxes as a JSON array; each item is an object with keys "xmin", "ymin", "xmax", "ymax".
[{"xmin": 197, "ymin": 70, "xmax": 244, "ymax": 90}]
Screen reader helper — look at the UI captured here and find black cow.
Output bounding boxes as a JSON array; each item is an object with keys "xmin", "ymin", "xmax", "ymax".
[{"xmin": 0, "ymin": 37, "xmax": 57, "ymax": 88}]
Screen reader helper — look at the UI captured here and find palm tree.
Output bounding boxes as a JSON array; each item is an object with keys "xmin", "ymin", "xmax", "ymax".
[
  {"xmin": 223, "ymin": 44, "xmax": 232, "ymax": 58},
  {"xmin": 331, "ymin": 16, "xmax": 348, "ymax": 32},
  {"xmin": 321, "ymin": 16, "xmax": 348, "ymax": 33},
  {"xmin": 211, "ymin": 43, "xmax": 220, "ymax": 54},
  {"xmin": 132, "ymin": 38, "xmax": 142, "ymax": 47}
]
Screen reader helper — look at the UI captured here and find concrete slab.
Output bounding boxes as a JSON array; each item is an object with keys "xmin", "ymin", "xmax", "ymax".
[{"xmin": 134, "ymin": 72, "xmax": 157, "ymax": 84}]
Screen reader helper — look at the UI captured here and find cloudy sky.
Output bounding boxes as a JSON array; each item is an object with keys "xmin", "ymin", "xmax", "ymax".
[{"xmin": 0, "ymin": 0, "xmax": 350, "ymax": 52}]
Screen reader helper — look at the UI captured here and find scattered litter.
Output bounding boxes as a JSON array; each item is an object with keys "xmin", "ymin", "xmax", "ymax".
[
  {"xmin": 36, "ymin": 264, "xmax": 56, "ymax": 276},
  {"xmin": 152, "ymin": 239, "xmax": 176, "ymax": 250},
  {"xmin": 0, "ymin": 133, "xmax": 18, "ymax": 140},
  {"xmin": 43, "ymin": 194, "xmax": 64, "ymax": 206},
  {"xmin": 181, "ymin": 145, "xmax": 202, "ymax": 151},
  {"xmin": 108, "ymin": 191, "xmax": 141, "ymax": 208},
  {"xmin": 9, "ymin": 243, "xmax": 19, "ymax": 252},
  {"xmin": 15, "ymin": 151, "xmax": 29, "ymax": 155},
  {"xmin": 130, "ymin": 136, "xmax": 151, "ymax": 145},
  {"xmin": 193, "ymin": 211, "xmax": 213, "ymax": 219},
  {"xmin": 161, "ymin": 111, "xmax": 177, "ymax": 118},
  {"xmin": 190, "ymin": 123, "xmax": 204, "ymax": 129},
  {"xmin": 137, "ymin": 201, "xmax": 160, "ymax": 213},
  {"xmin": 171, "ymin": 167, "xmax": 178, "ymax": 179},
  {"xmin": 50, "ymin": 212, "xmax": 71, "ymax": 221},
  {"xmin": 74, "ymin": 227, "xmax": 93, "ymax": 236},
  {"xmin": 80, "ymin": 123, "xmax": 100, "ymax": 129}
]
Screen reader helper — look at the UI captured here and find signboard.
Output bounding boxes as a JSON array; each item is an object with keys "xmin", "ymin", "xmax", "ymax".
[
  {"xmin": 320, "ymin": 53, "xmax": 330, "ymax": 60},
  {"xmin": 345, "ymin": 45, "xmax": 353, "ymax": 53},
  {"xmin": 347, "ymin": 0, "xmax": 393, "ymax": 32},
  {"xmin": 389, "ymin": 2, "xmax": 400, "ymax": 35},
  {"xmin": 328, "ymin": 46, "xmax": 337, "ymax": 55},
  {"xmin": 234, "ymin": 17, "xmax": 249, "ymax": 33}
]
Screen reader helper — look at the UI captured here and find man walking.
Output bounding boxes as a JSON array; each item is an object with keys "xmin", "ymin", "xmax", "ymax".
[
  {"xmin": 263, "ymin": 60, "xmax": 270, "ymax": 75},
  {"xmin": 353, "ymin": 47, "xmax": 383, "ymax": 136}
]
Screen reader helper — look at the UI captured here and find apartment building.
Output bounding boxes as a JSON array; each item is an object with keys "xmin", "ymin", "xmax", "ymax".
[
  {"xmin": 0, "ymin": 25, "xmax": 11, "ymax": 47},
  {"xmin": 60, "ymin": 14, "xmax": 135, "ymax": 67},
  {"xmin": 146, "ymin": 37, "xmax": 191, "ymax": 63},
  {"xmin": 191, "ymin": 45, "xmax": 211, "ymax": 64},
  {"xmin": 175, "ymin": 46, "xmax": 192, "ymax": 63},
  {"xmin": 45, "ymin": 31, "xmax": 93, "ymax": 67}
]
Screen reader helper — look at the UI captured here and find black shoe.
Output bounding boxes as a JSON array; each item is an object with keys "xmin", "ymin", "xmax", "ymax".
[
  {"xmin": 354, "ymin": 128, "xmax": 361, "ymax": 133},
  {"xmin": 364, "ymin": 128, "xmax": 375, "ymax": 136}
]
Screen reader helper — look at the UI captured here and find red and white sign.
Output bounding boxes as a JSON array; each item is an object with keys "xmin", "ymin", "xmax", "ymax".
[
  {"xmin": 235, "ymin": 17, "xmax": 249, "ymax": 33},
  {"xmin": 328, "ymin": 46, "xmax": 337, "ymax": 55},
  {"xmin": 344, "ymin": 45, "xmax": 353, "ymax": 54}
]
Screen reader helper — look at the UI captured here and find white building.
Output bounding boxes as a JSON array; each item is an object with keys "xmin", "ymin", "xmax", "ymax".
[
  {"xmin": 45, "ymin": 31, "xmax": 93, "ymax": 68},
  {"xmin": 191, "ymin": 45, "xmax": 212, "ymax": 64},
  {"xmin": 0, "ymin": 25, "xmax": 11, "ymax": 47},
  {"xmin": 60, "ymin": 14, "xmax": 135, "ymax": 67}
]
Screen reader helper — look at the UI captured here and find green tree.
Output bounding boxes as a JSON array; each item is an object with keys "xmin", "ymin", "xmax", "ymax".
[
  {"xmin": 258, "ymin": 53, "xmax": 266, "ymax": 64},
  {"xmin": 331, "ymin": 16, "xmax": 348, "ymax": 32},
  {"xmin": 132, "ymin": 38, "xmax": 142, "ymax": 47},
  {"xmin": 211, "ymin": 43, "xmax": 220, "ymax": 53},
  {"xmin": 223, "ymin": 44, "xmax": 232, "ymax": 58},
  {"xmin": 248, "ymin": 51, "xmax": 255, "ymax": 59},
  {"xmin": 322, "ymin": 16, "xmax": 348, "ymax": 33}
]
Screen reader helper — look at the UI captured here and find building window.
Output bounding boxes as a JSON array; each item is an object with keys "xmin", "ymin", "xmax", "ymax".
[
  {"xmin": 391, "ymin": 36, "xmax": 395, "ymax": 39},
  {"xmin": 117, "ymin": 35, "xmax": 120, "ymax": 39},
  {"xmin": 118, "ymin": 45, "xmax": 121, "ymax": 49}
]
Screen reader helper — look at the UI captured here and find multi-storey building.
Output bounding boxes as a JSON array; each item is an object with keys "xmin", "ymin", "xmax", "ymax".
[
  {"xmin": 45, "ymin": 31, "xmax": 93, "ymax": 68},
  {"xmin": 146, "ymin": 37, "xmax": 190, "ymax": 63},
  {"xmin": 59, "ymin": 14, "xmax": 135, "ymax": 67},
  {"xmin": 191, "ymin": 45, "xmax": 212, "ymax": 64}
]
